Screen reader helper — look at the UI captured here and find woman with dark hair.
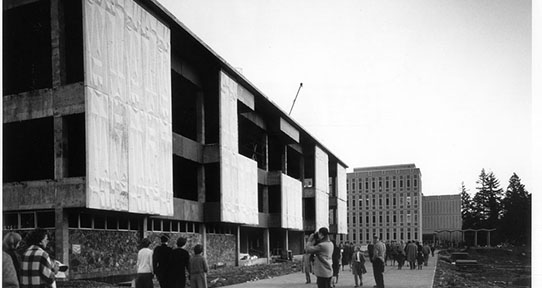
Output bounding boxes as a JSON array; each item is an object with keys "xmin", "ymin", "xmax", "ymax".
[
  {"xmin": 20, "ymin": 228, "xmax": 59, "ymax": 287},
  {"xmin": 189, "ymin": 244, "xmax": 208, "ymax": 288},
  {"xmin": 135, "ymin": 238, "xmax": 154, "ymax": 288},
  {"xmin": 305, "ymin": 227, "xmax": 333, "ymax": 288}
]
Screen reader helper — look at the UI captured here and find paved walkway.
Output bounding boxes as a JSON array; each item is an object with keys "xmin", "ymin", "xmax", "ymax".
[{"xmin": 227, "ymin": 255, "xmax": 438, "ymax": 288}]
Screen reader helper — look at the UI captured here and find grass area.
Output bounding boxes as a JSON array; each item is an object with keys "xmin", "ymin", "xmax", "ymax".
[{"xmin": 433, "ymin": 246, "xmax": 531, "ymax": 288}]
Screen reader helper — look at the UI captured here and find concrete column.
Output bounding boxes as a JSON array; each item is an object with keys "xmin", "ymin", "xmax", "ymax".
[
  {"xmin": 284, "ymin": 230, "xmax": 289, "ymax": 253},
  {"xmin": 197, "ymin": 91, "xmax": 205, "ymax": 144},
  {"xmin": 264, "ymin": 228, "xmax": 270, "ymax": 264},
  {"xmin": 140, "ymin": 217, "xmax": 148, "ymax": 239},
  {"xmin": 474, "ymin": 231, "xmax": 478, "ymax": 247},
  {"xmin": 50, "ymin": 0, "xmax": 66, "ymax": 87},
  {"xmin": 283, "ymin": 145, "xmax": 287, "ymax": 174},
  {"xmin": 54, "ymin": 208, "xmax": 69, "ymax": 272},
  {"xmin": 235, "ymin": 225, "xmax": 240, "ymax": 266},
  {"xmin": 201, "ymin": 224, "xmax": 207, "ymax": 258},
  {"xmin": 487, "ymin": 231, "xmax": 491, "ymax": 247},
  {"xmin": 53, "ymin": 117, "xmax": 67, "ymax": 179}
]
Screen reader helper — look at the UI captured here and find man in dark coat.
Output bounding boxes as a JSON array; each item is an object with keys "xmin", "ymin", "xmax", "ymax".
[
  {"xmin": 171, "ymin": 237, "xmax": 190, "ymax": 288},
  {"xmin": 153, "ymin": 235, "xmax": 173, "ymax": 288}
]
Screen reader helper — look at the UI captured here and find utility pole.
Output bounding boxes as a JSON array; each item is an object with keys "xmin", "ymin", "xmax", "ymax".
[{"xmin": 288, "ymin": 83, "xmax": 303, "ymax": 115}]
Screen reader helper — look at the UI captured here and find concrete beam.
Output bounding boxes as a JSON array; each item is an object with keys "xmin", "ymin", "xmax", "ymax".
[
  {"xmin": 2, "ymin": 178, "xmax": 86, "ymax": 211},
  {"xmin": 173, "ymin": 133, "xmax": 204, "ymax": 163},
  {"xmin": 3, "ymin": 83, "xmax": 84, "ymax": 123}
]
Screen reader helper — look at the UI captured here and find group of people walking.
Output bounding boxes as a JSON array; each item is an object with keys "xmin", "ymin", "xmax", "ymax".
[
  {"xmin": 384, "ymin": 240, "xmax": 433, "ymax": 270},
  {"xmin": 2, "ymin": 228, "xmax": 61, "ymax": 288},
  {"xmin": 136, "ymin": 235, "xmax": 208, "ymax": 288},
  {"xmin": 303, "ymin": 228, "xmax": 386, "ymax": 288},
  {"xmin": 303, "ymin": 227, "xmax": 435, "ymax": 288}
]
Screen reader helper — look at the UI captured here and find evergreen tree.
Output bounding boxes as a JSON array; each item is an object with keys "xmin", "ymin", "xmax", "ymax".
[
  {"xmin": 472, "ymin": 169, "xmax": 503, "ymax": 229},
  {"xmin": 460, "ymin": 182, "xmax": 476, "ymax": 229},
  {"xmin": 500, "ymin": 173, "xmax": 531, "ymax": 245}
]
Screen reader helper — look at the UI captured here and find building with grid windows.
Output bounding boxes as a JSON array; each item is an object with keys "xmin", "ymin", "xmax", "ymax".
[
  {"xmin": 342, "ymin": 164, "xmax": 422, "ymax": 245},
  {"xmin": 422, "ymin": 194, "xmax": 462, "ymax": 243},
  {"xmin": 2, "ymin": 0, "xmax": 347, "ymax": 280}
]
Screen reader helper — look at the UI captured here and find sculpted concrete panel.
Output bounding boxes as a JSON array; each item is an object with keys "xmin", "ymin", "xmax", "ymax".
[{"xmin": 83, "ymin": 0, "xmax": 172, "ymax": 215}]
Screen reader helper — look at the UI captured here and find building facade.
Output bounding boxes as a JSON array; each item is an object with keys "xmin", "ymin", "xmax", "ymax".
[
  {"xmin": 343, "ymin": 164, "xmax": 422, "ymax": 245},
  {"xmin": 422, "ymin": 194, "xmax": 462, "ymax": 243},
  {"xmin": 2, "ymin": 0, "xmax": 347, "ymax": 280}
]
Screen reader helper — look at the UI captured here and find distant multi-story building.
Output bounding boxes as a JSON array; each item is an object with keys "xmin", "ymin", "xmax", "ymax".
[
  {"xmin": 343, "ymin": 164, "xmax": 422, "ymax": 245},
  {"xmin": 422, "ymin": 194, "xmax": 462, "ymax": 243}
]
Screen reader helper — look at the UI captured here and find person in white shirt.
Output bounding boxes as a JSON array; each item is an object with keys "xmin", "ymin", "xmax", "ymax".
[{"xmin": 136, "ymin": 238, "xmax": 153, "ymax": 288}]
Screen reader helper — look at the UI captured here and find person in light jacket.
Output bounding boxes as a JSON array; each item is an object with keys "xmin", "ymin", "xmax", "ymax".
[
  {"xmin": 305, "ymin": 227, "xmax": 333, "ymax": 288},
  {"xmin": 135, "ymin": 238, "xmax": 154, "ymax": 288}
]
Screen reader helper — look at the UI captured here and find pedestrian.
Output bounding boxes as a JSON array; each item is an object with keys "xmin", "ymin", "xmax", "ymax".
[
  {"xmin": 367, "ymin": 241, "xmax": 374, "ymax": 264},
  {"xmin": 416, "ymin": 242, "xmax": 424, "ymax": 270},
  {"xmin": 171, "ymin": 237, "xmax": 190, "ymax": 288},
  {"xmin": 350, "ymin": 246, "xmax": 366, "ymax": 288},
  {"xmin": 305, "ymin": 227, "xmax": 334, "ymax": 288},
  {"xmin": 422, "ymin": 243, "xmax": 431, "ymax": 266},
  {"xmin": 371, "ymin": 234, "xmax": 386, "ymax": 288},
  {"xmin": 405, "ymin": 241, "xmax": 418, "ymax": 270},
  {"xmin": 153, "ymin": 235, "xmax": 172, "ymax": 288},
  {"xmin": 340, "ymin": 243, "xmax": 348, "ymax": 271},
  {"xmin": 135, "ymin": 238, "xmax": 154, "ymax": 288},
  {"xmin": 3, "ymin": 232, "xmax": 22, "ymax": 288},
  {"xmin": 331, "ymin": 240, "xmax": 341, "ymax": 287},
  {"xmin": 20, "ymin": 228, "xmax": 59, "ymax": 288},
  {"xmin": 430, "ymin": 243, "xmax": 435, "ymax": 257},
  {"xmin": 302, "ymin": 250, "xmax": 313, "ymax": 284},
  {"xmin": 396, "ymin": 241, "xmax": 406, "ymax": 270},
  {"xmin": 189, "ymin": 244, "xmax": 208, "ymax": 288}
]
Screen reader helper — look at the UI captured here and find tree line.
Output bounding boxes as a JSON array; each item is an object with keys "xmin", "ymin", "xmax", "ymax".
[{"xmin": 461, "ymin": 169, "xmax": 531, "ymax": 246}]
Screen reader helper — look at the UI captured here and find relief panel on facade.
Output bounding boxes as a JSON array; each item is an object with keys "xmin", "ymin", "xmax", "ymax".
[
  {"xmin": 219, "ymin": 71, "xmax": 258, "ymax": 225},
  {"xmin": 314, "ymin": 146, "xmax": 329, "ymax": 229},
  {"xmin": 336, "ymin": 164, "xmax": 348, "ymax": 234},
  {"xmin": 83, "ymin": 0, "xmax": 173, "ymax": 215},
  {"xmin": 281, "ymin": 174, "xmax": 303, "ymax": 230}
]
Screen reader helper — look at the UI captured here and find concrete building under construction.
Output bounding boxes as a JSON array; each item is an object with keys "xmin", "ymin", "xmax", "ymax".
[{"xmin": 2, "ymin": 0, "xmax": 348, "ymax": 280}]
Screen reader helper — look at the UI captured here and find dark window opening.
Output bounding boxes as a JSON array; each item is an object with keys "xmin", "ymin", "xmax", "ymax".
[
  {"xmin": 173, "ymin": 156, "xmax": 198, "ymax": 201},
  {"xmin": 129, "ymin": 219, "xmax": 139, "ymax": 231},
  {"xmin": 303, "ymin": 154, "xmax": 314, "ymax": 182},
  {"xmin": 204, "ymin": 73, "xmax": 219, "ymax": 144},
  {"xmin": 94, "ymin": 215, "xmax": 105, "ymax": 229},
  {"xmin": 21, "ymin": 213, "xmax": 35, "ymax": 228},
  {"xmin": 37, "ymin": 211, "xmax": 55, "ymax": 228},
  {"xmin": 286, "ymin": 146, "xmax": 301, "ymax": 180},
  {"xmin": 106, "ymin": 216, "xmax": 116, "ymax": 229},
  {"xmin": 63, "ymin": 0, "xmax": 84, "ymax": 84},
  {"xmin": 65, "ymin": 113, "xmax": 86, "ymax": 177},
  {"xmin": 238, "ymin": 111, "xmax": 266, "ymax": 169},
  {"xmin": 268, "ymin": 186, "xmax": 281, "ymax": 213},
  {"xmin": 172, "ymin": 72, "xmax": 199, "ymax": 141},
  {"xmin": 304, "ymin": 198, "xmax": 315, "ymax": 221},
  {"xmin": 3, "ymin": 0, "xmax": 52, "ymax": 95},
  {"xmin": 80, "ymin": 213, "xmax": 92, "ymax": 228},
  {"xmin": 119, "ymin": 217, "xmax": 129, "ymax": 230},
  {"xmin": 267, "ymin": 136, "xmax": 283, "ymax": 172},
  {"xmin": 204, "ymin": 163, "xmax": 220, "ymax": 202},
  {"xmin": 3, "ymin": 213, "xmax": 18, "ymax": 230},
  {"xmin": 3, "ymin": 117, "xmax": 54, "ymax": 182},
  {"xmin": 68, "ymin": 213, "xmax": 78, "ymax": 228},
  {"xmin": 258, "ymin": 184, "xmax": 265, "ymax": 213}
]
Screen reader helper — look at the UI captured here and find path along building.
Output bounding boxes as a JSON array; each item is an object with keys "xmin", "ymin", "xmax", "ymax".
[{"xmin": 2, "ymin": 0, "xmax": 348, "ymax": 280}]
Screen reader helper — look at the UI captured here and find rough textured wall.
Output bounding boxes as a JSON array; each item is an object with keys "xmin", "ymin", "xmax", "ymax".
[
  {"xmin": 68, "ymin": 229, "xmax": 139, "ymax": 277},
  {"xmin": 206, "ymin": 234, "xmax": 236, "ymax": 267}
]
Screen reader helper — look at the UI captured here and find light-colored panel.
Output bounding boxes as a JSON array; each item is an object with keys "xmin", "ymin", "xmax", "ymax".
[
  {"xmin": 280, "ymin": 118, "xmax": 300, "ymax": 143},
  {"xmin": 337, "ymin": 199, "xmax": 348, "ymax": 234},
  {"xmin": 281, "ymin": 174, "xmax": 303, "ymax": 230},
  {"xmin": 237, "ymin": 85, "xmax": 255, "ymax": 110},
  {"xmin": 336, "ymin": 164, "xmax": 348, "ymax": 234},
  {"xmin": 219, "ymin": 71, "xmax": 258, "ymax": 224},
  {"xmin": 84, "ymin": 0, "xmax": 172, "ymax": 215},
  {"xmin": 314, "ymin": 146, "xmax": 329, "ymax": 230}
]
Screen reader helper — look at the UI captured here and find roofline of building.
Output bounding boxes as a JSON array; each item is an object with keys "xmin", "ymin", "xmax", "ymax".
[
  {"xmin": 146, "ymin": 0, "xmax": 348, "ymax": 168},
  {"xmin": 352, "ymin": 164, "xmax": 417, "ymax": 172}
]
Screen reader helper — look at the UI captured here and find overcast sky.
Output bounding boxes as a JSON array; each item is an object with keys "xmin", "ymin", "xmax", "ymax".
[{"xmin": 158, "ymin": 0, "xmax": 532, "ymax": 197}]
